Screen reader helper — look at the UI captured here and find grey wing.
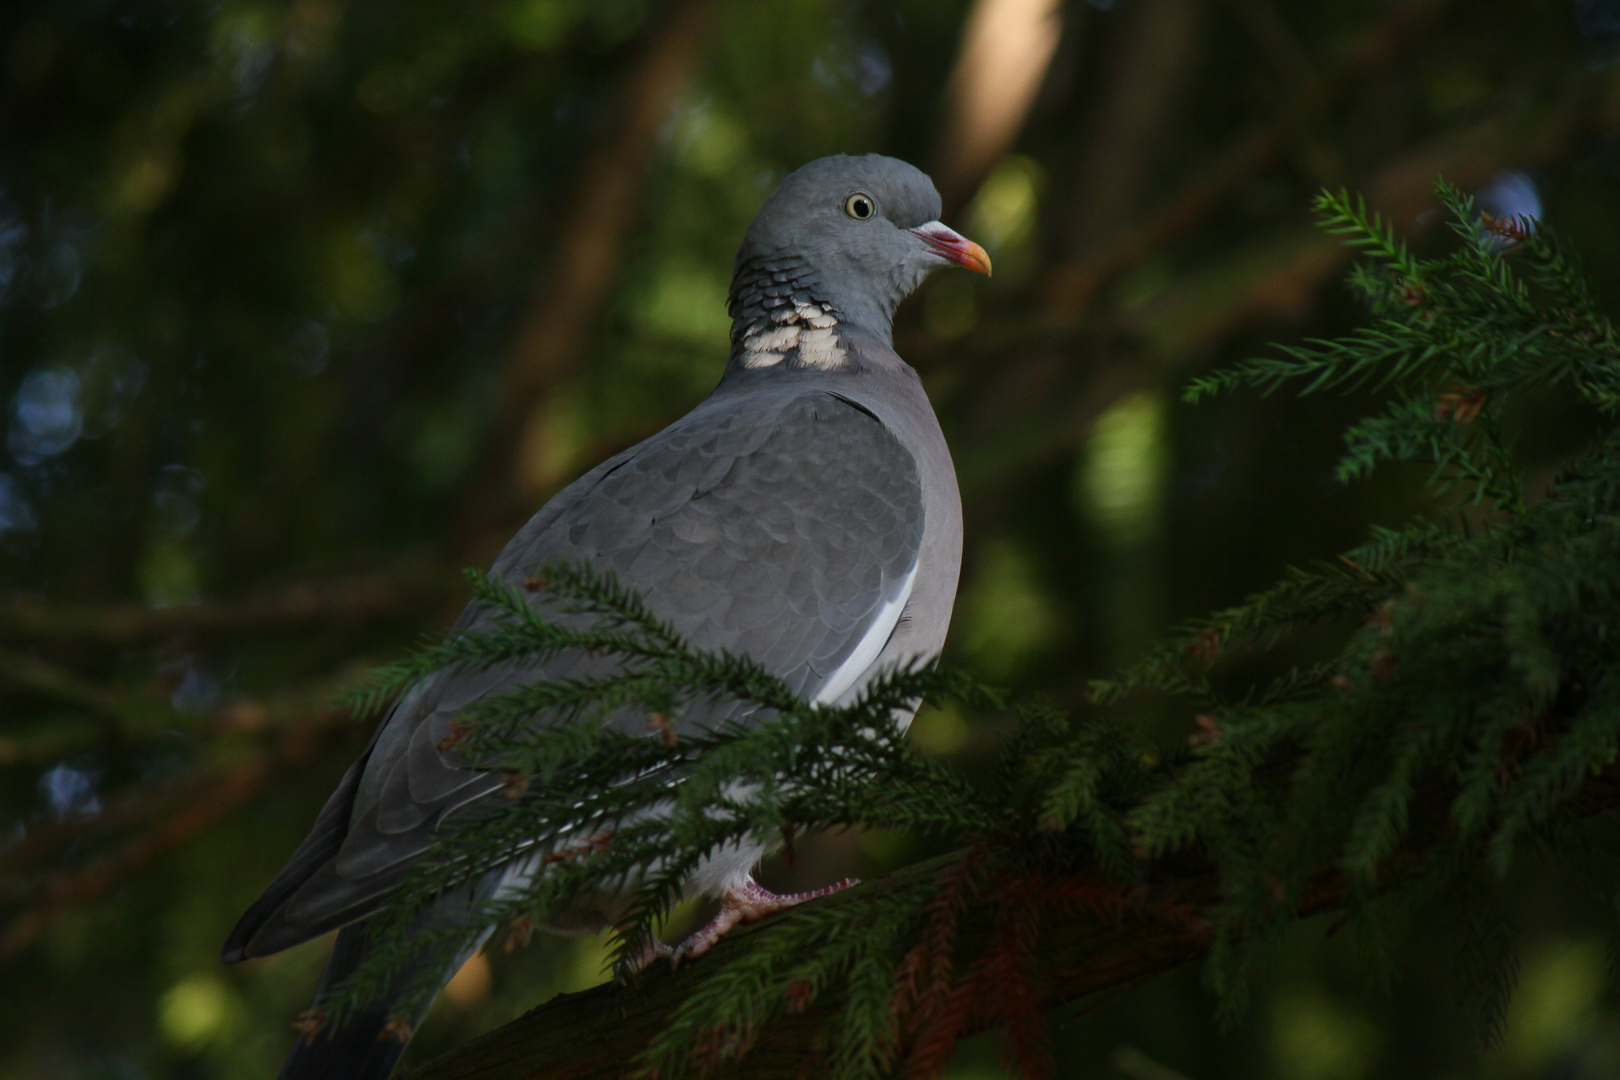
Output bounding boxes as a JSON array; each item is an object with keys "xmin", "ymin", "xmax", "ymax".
[{"xmin": 224, "ymin": 389, "xmax": 923, "ymax": 959}]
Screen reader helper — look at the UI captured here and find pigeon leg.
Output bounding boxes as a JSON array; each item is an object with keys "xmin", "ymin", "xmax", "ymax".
[{"xmin": 675, "ymin": 875, "xmax": 858, "ymax": 964}]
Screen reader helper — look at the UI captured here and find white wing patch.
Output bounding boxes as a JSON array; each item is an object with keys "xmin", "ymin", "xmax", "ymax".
[{"xmin": 813, "ymin": 561, "xmax": 918, "ymax": 705}]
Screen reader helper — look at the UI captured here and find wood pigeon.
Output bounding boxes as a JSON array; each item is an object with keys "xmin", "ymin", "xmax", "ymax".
[{"xmin": 222, "ymin": 153, "xmax": 990, "ymax": 1080}]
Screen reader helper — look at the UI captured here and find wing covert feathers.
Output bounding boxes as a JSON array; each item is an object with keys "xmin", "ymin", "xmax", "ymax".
[{"xmin": 226, "ymin": 388, "xmax": 925, "ymax": 956}]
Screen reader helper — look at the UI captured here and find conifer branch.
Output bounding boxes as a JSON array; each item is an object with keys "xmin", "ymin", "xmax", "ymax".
[{"xmin": 403, "ymin": 770, "xmax": 1620, "ymax": 1080}]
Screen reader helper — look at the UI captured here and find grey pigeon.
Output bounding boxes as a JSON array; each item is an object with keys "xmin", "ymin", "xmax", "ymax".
[{"xmin": 222, "ymin": 153, "xmax": 990, "ymax": 1080}]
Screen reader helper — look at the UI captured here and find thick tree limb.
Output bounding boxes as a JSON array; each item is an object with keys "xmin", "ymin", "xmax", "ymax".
[
  {"xmin": 405, "ymin": 768, "xmax": 1620, "ymax": 1080},
  {"xmin": 399, "ymin": 859, "xmax": 1211, "ymax": 1080}
]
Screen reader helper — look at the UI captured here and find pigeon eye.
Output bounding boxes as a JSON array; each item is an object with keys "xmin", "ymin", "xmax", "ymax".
[{"xmin": 844, "ymin": 193, "xmax": 876, "ymax": 220}]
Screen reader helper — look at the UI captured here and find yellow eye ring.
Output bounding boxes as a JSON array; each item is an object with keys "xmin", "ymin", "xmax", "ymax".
[{"xmin": 844, "ymin": 192, "xmax": 876, "ymax": 220}]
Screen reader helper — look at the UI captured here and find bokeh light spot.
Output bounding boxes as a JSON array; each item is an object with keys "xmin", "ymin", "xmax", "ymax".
[
  {"xmin": 959, "ymin": 537, "xmax": 1059, "ymax": 677},
  {"xmin": 1271, "ymin": 989, "xmax": 1380, "ymax": 1080},
  {"xmin": 442, "ymin": 950, "xmax": 493, "ymax": 1008},
  {"xmin": 909, "ymin": 702, "xmax": 972, "ymax": 756},
  {"xmin": 1503, "ymin": 936, "xmax": 1605, "ymax": 1070},
  {"xmin": 965, "ymin": 154, "xmax": 1043, "ymax": 259},
  {"xmin": 138, "ymin": 538, "xmax": 202, "ymax": 608},
  {"xmin": 9, "ymin": 367, "xmax": 83, "ymax": 465},
  {"xmin": 641, "ymin": 260, "xmax": 730, "ymax": 344},
  {"xmin": 674, "ymin": 103, "xmax": 747, "ymax": 178},
  {"xmin": 159, "ymin": 974, "xmax": 234, "ymax": 1050},
  {"xmin": 38, "ymin": 762, "xmax": 102, "ymax": 821},
  {"xmin": 1077, "ymin": 392, "xmax": 1169, "ymax": 549},
  {"xmin": 507, "ymin": 0, "xmax": 582, "ymax": 50}
]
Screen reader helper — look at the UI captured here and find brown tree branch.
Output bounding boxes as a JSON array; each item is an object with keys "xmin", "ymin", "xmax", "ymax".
[
  {"xmin": 1042, "ymin": 0, "xmax": 1461, "ymax": 313},
  {"xmin": 0, "ymin": 703, "xmax": 356, "ymax": 960},
  {"xmin": 0, "ymin": 567, "xmax": 448, "ymax": 644},
  {"xmin": 404, "ymin": 767, "xmax": 1620, "ymax": 1080},
  {"xmin": 0, "ymin": 760, "xmax": 274, "ymax": 960},
  {"xmin": 0, "ymin": 677, "xmax": 363, "ymax": 882},
  {"xmin": 404, "ymin": 856, "xmax": 1218, "ymax": 1080},
  {"xmin": 0, "ymin": 645, "xmax": 128, "ymax": 726}
]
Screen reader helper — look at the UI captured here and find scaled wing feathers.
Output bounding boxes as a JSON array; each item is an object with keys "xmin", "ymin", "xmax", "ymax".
[{"xmin": 227, "ymin": 387, "xmax": 925, "ymax": 957}]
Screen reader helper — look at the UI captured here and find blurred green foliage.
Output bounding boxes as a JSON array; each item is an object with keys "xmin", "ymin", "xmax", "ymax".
[{"xmin": 4, "ymin": 0, "xmax": 1620, "ymax": 1078}]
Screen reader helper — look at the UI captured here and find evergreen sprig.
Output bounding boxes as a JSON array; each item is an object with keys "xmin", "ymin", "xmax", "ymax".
[
  {"xmin": 323, "ymin": 179, "xmax": 1620, "ymax": 1073},
  {"xmin": 318, "ymin": 561, "xmax": 1090, "ymax": 1074},
  {"xmin": 1102, "ymin": 180, "xmax": 1620, "ymax": 1039}
]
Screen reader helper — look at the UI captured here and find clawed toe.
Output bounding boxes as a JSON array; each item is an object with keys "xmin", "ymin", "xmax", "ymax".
[
  {"xmin": 671, "ymin": 874, "xmax": 860, "ymax": 965},
  {"xmin": 622, "ymin": 875, "xmax": 861, "ymax": 973}
]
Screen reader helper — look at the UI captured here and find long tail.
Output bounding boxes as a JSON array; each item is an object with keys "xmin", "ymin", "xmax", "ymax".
[
  {"xmin": 268, "ymin": 858, "xmax": 536, "ymax": 1079},
  {"xmin": 274, "ymin": 924, "xmax": 436, "ymax": 1080}
]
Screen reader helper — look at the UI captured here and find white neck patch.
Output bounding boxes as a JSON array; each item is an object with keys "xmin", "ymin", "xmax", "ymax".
[{"xmin": 740, "ymin": 300, "xmax": 847, "ymax": 370}]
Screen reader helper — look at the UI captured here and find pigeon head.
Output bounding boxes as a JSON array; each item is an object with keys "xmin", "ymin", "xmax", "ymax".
[{"xmin": 727, "ymin": 154, "xmax": 990, "ymax": 371}]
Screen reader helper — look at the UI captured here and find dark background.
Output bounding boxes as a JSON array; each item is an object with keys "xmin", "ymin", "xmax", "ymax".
[{"xmin": 3, "ymin": 1, "xmax": 1620, "ymax": 1077}]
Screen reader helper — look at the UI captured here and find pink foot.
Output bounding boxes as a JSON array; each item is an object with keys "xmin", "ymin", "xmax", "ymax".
[{"xmin": 675, "ymin": 875, "xmax": 858, "ymax": 964}]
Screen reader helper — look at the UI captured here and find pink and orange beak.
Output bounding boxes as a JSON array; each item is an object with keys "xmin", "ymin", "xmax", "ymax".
[{"xmin": 909, "ymin": 221, "xmax": 993, "ymax": 276}]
